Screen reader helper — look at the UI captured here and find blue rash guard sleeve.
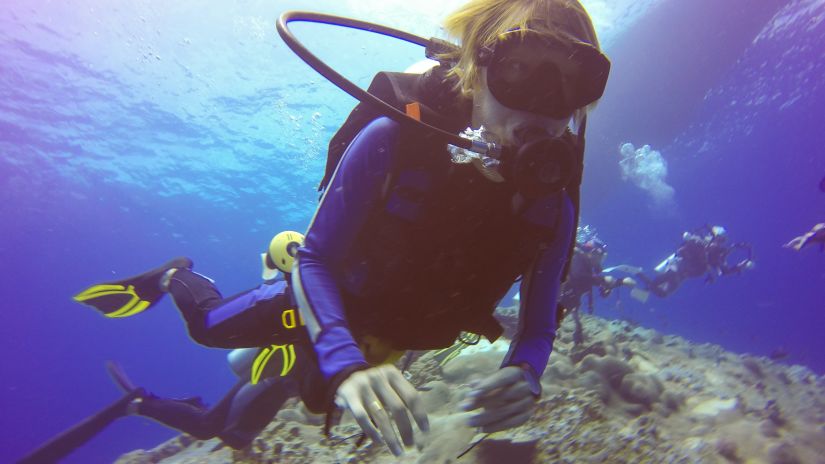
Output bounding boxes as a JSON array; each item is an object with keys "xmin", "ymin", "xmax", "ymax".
[
  {"xmin": 502, "ymin": 193, "xmax": 575, "ymax": 382},
  {"xmin": 293, "ymin": 117, "xmax": 399, "ymax": 382}
]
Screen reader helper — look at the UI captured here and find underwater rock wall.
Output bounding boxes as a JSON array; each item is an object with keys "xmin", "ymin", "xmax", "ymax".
[{"xmin": 116, "ymin": 311, "xmax": 825, "ymax": 464}]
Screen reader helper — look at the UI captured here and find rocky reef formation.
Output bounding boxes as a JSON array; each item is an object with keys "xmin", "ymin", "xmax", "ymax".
[{"xmin": 117, "ymin": 309, "xmax": 825, "ymax": 464}]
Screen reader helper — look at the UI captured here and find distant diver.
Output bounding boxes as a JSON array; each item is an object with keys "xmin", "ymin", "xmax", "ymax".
[
  {"xmin": 634, "ymin": 225, "xmax": 755, "ymax": 300},
  {"xmin": 784, "ymin": 223, "xmax": 825, "ymax": 252},
  {"xmin": 561, "ymin": 237, "xmax": 638, "ymax": 314},
  {"xmin": 559, "ymin": 237, "xmax": 637, "ymax": 345}
]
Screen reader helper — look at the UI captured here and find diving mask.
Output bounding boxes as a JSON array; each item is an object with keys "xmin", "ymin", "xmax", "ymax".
[{"xmin": 478, "ymin": 29, "xmax": 610, "ymax": 119}]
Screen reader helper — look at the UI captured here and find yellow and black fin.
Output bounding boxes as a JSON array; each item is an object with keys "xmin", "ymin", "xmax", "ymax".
[{"xmin": 73, "ymin": 257, "xmax": 192, "ymax": 318}]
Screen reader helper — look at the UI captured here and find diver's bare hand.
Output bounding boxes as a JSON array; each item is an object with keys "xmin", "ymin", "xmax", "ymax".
[
  {"xmin": 335, "ymin": 364, "xmax": 429, "ymax": 456},
  {"xmin": 460, "ymin": 365, "xmax": 538, "ymax": 432},
  {"xmin": 785, "ymin": 223, "xmax": 825, "ymax": 251},
  {"xmin": 784, "ymin": 236, "xmax": 805, "ymax": 251}
]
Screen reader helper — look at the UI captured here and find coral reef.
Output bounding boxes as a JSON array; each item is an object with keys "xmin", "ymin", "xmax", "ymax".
[{"xmin": 116, "ymin": 310, "xmax": 825, "ymax": 464}]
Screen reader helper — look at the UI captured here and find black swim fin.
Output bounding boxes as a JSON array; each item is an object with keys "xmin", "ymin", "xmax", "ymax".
[
  {"xmin": 73, "ymin": 257, "xmax": 192, "ymax": 318},
  {"xmin": 17, "ymin": 388, "xmax": 144, "ymax": 464}
]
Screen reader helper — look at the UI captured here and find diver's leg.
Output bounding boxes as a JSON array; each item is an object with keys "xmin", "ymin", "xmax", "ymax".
[
  {"xmin": 164, "ymin": 268, "xmax": 224, "ymax": 325},
  {"xmin": 586, "ymin": 289, "xmax": 595, "ymax": 314},
  {"xmin": 136, "ymin": 343, "xmax": 304, "ymax": 448},
  {"xmin": 136, "ymin": 379, "xmax": 246, "ymax": 440},
  {"xmin": 572, "ymin": 307, "xmax": 584, "ymax": 346},
  {"xmin": 217, "ymin": 377, "xmax": 297, "ymax": 449},
  {"xmin": 165, "ymin": 270, "xmax": 295, "ymax": 348},
  {"xmin": 200, "ymin": 280, "xmax": 302, "ymax": 347},
  {"xmin": 213, "ymin": 339, "xmax": 318, "ymax": 449},
  {"xmin": 656, "ymin": 271, "xmax": 683, "ymax": 297},
  {"xmin": 634, "ymin": 271, "xmax": 652, "ymax": 288},
  {"xmin": 636, "ymin": 272, "xmax": 670, "ymax": 298},
  {"xmin": 649, "ymin": 275, "xmax": 669, "ymax": 298}
]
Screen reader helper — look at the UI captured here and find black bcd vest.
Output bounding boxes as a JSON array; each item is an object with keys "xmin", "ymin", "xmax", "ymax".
[{"xmin": 323, "ymin": 66, "xmax": 583, "ymax": 349}]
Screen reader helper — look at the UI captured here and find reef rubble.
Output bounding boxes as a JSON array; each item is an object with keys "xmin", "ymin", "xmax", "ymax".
[{"xmin": 116, "ymin": 309, "xmax": 825, "ymax": 464}]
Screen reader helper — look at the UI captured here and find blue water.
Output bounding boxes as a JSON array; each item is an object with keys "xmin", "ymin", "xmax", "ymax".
[{"xmin": 1, "ymin": 0, "xmax": 823, "ymax": 462}]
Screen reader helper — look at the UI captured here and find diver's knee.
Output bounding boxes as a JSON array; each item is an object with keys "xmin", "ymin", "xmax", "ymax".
[{"xmin": 187, "ymin": 328, "xmax": 221, "ymax": 348}]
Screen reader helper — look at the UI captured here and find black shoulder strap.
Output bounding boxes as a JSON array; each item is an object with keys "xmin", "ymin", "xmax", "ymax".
[
  {"xmin": 561, "ymin": 117, "xmax": 587, "ymax": 282},
  {"xmin": 320, "ymin": 67, "xmax": 467, "ymax": 193},
  {"xmin": 320, "ymin": 72, "xmax": 403, "ymax": 193}
]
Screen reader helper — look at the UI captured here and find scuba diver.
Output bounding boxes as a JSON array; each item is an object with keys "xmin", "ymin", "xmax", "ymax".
[
  {"xmin": 634, "ymin": 225, "xmax": 754, "ymax": 300},
  {"xmin": 276, "ymin": 0, "xmax": 611, "ymax": 456},
  {"xmin": 21, "ymin": 231, "xmax": 330, "ymax": 463},
  {"xmin": 784, "ymin": 223, "xmax": 825, "ymax": 252},
  {"xmin": 560, "ymin": 238, "xmax": 637, "ymax": 315},
  {"xmin": 559, "ymin": 237, "xmax": 637, "ymax": 345}
]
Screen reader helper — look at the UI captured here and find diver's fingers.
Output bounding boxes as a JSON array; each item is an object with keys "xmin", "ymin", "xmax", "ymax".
[
  {"xmin": 371, "ymin": 368, "xmax": 415, "ymax": 448},
  {"xmin": 463, "ymin": 381, "xmax": 532, "ymax": 412},
  {"xmin": 476, "ymin": 381, "xmax": 532, "ymax": 407},
  {"xmin": 386, "ymin": 365, "xmax": 429, "ymax": 433},
  {"xmin": 346, "ymin": 395, "xmax": 384, "ymax": 450},
  {"xmin": 479, "ymin": 408, "xmax": 535, "ymax": 433},
  {"xmin": 339, "ymin": 369, "xmax": 404, "ymax": 456},
  {"xmin": 463, "ymin": 368, "xmax": 530, "ymax": 411},
  {"xmin": 364, "ymin": 392, "xmax": 403, "ymax": 456},
  {"xmin": 469, "ymin": 366, "xmax": 524, "ymax": 398},
  {"xmin": 467, "ymin": 396, "xmax": 535, "ymax": 430}
]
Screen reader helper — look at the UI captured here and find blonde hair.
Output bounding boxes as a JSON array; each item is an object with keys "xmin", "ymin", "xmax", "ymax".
[{"xmin": 442, "ymin": 0, "xmax": 600, "ymax": 99}]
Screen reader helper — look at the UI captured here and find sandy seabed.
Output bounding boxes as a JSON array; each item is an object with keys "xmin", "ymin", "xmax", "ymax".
[{"xmin": 117, "ymin": 309, "xmax": 825, "ymax": 464}]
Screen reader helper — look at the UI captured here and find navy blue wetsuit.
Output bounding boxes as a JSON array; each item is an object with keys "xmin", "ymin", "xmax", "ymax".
[{"xmin": 294, "ymin": 117, "xmax": 574, "ymax": 389}]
